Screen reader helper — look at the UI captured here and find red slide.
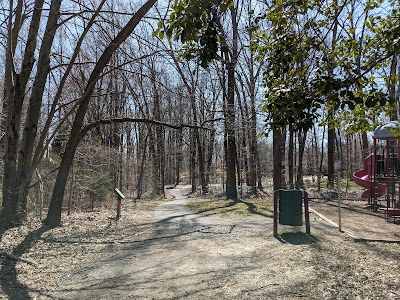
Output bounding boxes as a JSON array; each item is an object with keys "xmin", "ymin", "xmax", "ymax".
[{"xmin": 353, "ymin": 154, "xmax": 385, "ymax": 198}]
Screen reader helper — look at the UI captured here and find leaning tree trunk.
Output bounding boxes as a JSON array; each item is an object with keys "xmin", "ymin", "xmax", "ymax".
[{"xmin": 44, "ymin": 0, "xmax": 157, "ymax": 227}]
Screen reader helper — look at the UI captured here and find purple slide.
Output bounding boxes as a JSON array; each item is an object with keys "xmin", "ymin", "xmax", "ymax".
[{"xmin": 353, "ymin": 154, "xmax": 385, "ymax": 198}]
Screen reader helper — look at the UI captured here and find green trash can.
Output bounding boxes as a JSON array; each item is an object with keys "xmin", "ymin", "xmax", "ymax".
[{"xmin": 279, "ymin": 189, "xmax": 303, "ymax": 226}]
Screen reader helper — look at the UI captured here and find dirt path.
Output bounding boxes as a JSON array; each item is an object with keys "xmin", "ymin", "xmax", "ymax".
[
  {"xmin": 49, "ymin": 187, "xmax": 400, "ymax": 299},
  {"xmin": 155, "ymin": 188, "xmax": 274, "ymax": 227},
  {"xmin": 51, "ymin": 187, "xmax": 308, "ymax": 299}
]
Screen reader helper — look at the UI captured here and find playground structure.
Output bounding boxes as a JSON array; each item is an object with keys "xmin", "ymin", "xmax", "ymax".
[{"xmin": 353, "ymin": 121, "xmax": 400, "ymax": 222}]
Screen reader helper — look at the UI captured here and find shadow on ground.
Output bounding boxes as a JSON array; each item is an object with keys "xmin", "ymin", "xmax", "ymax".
[
  {"xmin": 278, "ymin": 232, "xmax": 317, "ymax": 245},
  {"xmin": 194, "ymin": 199, "xmax": 273, "ymax": 219},
  {"xmin": 0, "ymin": 225, "xmax": 50, "ymax": 300}
]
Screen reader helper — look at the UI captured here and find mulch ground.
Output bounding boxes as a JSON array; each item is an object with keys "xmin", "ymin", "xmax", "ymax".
[{"xmin": 309, "ymin": 196, "xmax": 400, "ymax": 242}]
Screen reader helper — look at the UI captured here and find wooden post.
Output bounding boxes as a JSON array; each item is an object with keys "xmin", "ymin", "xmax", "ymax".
[
  {"xmin": 303, "ymin": 191, "xmax": 311, "ymax": 235},
  {"xmin": 116, "ymin": 198, "xmax": 122, "ymax": 220},
  {"xmin": 273, "ymin": 190, "xmax": 278, "ymax": 237},
  {"xmin": 335, "ymin": 160, "xmax": 342, "ymax": 233},
  {"xmin": 114, "ymin": 188, "xmax": 125, "ymax": 220}
]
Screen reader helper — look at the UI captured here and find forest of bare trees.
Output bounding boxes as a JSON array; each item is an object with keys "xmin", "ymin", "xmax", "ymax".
[{"xmin": 0, "ymin": 0, "xmax": 399, "ymax": 229}]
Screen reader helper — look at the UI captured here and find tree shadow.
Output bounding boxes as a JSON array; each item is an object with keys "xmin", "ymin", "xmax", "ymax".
[
  {"xmin": 188, "ymin": 198, "xmax": 273, "ymax": 219},
  {"xmin": 183, "ymin": 200, "xmax": 238, "ymax": 218},
  {"xmin": 235, "ymin": 198, "xmax": 273, "ymax": 218},
  {"xmin": 0, "ymin": 225, "xmax": 50, "ymax": 300},
  {"xmin": 277, "ymin": 232, "xmax": 318, "ymax": 245},
  {"xmin": 0, "ymin": 226, "xmax": 8, "ymax": 242}
]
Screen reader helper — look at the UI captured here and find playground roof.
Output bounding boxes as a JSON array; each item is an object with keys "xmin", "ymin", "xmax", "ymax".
[{"xmin": 373, "ymin": 121, "xmax": 400, "ymax": 140}]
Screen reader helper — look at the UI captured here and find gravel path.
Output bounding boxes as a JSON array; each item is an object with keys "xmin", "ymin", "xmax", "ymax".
[
  {"xmin": 49, "ymin": 187, "xmax": 400, "ymax": 300},
  {"xmin": 52, "ymin": 187, "xmax": 317, "ymax": 299}
]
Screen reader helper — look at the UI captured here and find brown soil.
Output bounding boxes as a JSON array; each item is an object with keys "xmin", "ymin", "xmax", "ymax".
[{"xmin": 1, "ymin": 187, "xmax": 400, "ymax": 300}]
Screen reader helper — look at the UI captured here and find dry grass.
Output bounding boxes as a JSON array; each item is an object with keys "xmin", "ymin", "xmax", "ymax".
[{"xmin": 0, "ymin": 198, "xmax": 164, "ymax": 300}]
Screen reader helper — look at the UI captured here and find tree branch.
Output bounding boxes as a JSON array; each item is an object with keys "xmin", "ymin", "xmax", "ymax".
[{"xmin": 80, "ymin": 117, "xmax": 217, "ymax": 138}]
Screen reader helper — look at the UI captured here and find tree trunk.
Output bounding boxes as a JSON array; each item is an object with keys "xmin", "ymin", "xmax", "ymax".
[
  {"xmin": 327, "ymin": 118, "xmax": 335, "ymax": 189},
  {"xmin": 327, "ymin": 0, "xmax": 338, "ymax": 190},
  {"xmin": 317, "ymin": 125, "xmax": 325, "ymax": 192},
  {"xmin": 190, "ymin": 130, "xmax": 197, "ymax": 193},
  {"xmin": 1, "ymin": 0, "xmax": 23, "ymax": 129},
  {"xmin": 175, "ymin": 129, "xmax": 183, "ymax": 186},
  {"xmin": 152, "ymin": 71, "xmax": 165, "ymax": 196},
  {"xmin": 205, "ymin": 127, "xmax": 216, "ymax": 187},
  {"xmin": 148, "ymin": 126, "xmax": 159, "ymax": 194},
  {"xmin": 388, "ymin": 54, "xmax": 398, "ymax": 121},
  {"xmin": 358, "ymin": 131, "xmax": 368, "ymax": 159},
  {"xmin": 44, "ymin": 0, "xmax": 157, "ymax": 227},
  {"xmin": 256, "ymin": 142, "xmax": 263, "ymax": 190},
  {"xmin": 2, "ymin": 0, "xmax": 59, "ymax": 228},
  {"xmin": 288, "ymin": 122, "xmax": 294, "ymax": 189},
  {"xmin": 273, "ymin": 123, "xmax": 285, "ymax": 191},
  {"xmin": 136, "ymin": 130, "xmax": 148, "ymax": 199},
  {"xmin": 225, "ymin": 60, "xmax": 238, "ymax": 200},
  {"xmin": 249, "ymin": 95, "xmax": 258, "ymax": 194},
  {"xmin": 189, "ymin": 93, "xmax": 207, "ymax": 194},
  {"xmin": 295, "ymin": 128, "xmax": 307, "ymax": 189}
]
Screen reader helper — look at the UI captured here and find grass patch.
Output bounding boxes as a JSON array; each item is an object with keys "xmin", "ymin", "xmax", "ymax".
[
  {"xmin": 305, "ymin": 179, "xmax": 362, "ymax": 190},
  {"xmin": 187, "ymin": 198, "xmax": 274, "ymax": 218}
]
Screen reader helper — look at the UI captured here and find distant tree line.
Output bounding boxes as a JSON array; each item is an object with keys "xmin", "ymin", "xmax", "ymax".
[{"xmin": 0, "ymin": 0, "xmax": 398, "ymax": 228}]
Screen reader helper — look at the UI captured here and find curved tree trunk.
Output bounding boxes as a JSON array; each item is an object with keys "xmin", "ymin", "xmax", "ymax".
[{"xmin": 44, "ymin": 0, "xmax": 157, "ymax": 227}]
